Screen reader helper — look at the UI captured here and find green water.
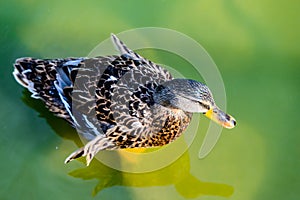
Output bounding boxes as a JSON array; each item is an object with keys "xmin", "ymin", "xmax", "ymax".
[{"xmin": 0, "ymin": 0, "xmax": 299, "ymax": 199}]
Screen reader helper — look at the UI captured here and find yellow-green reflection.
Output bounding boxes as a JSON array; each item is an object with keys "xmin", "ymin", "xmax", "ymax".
[{"xmin": 69, "ymin": 141, "xmax": 234, "ymax": 198}]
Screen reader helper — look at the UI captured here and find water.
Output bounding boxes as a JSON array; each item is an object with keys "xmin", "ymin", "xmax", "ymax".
[{"xmin": 0, "ymin": 1, "xmax": 299, "ymax": 199}]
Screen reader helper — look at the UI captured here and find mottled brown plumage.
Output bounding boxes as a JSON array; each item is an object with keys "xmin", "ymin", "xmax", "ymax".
[{"xmin": 13, "ymin": 34, "xmax": 236, "ymax": 165}]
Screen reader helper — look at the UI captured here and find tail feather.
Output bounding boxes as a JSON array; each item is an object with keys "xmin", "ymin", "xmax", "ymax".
[
  {"xmin": 13, "ymin": 58, "xmax": 39, "ymax": 98},
  {"xmin": 13, "ymin": 57, "xmax": 83, "ymax": 124}
]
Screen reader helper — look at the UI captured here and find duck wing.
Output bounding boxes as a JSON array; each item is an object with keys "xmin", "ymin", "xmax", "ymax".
[{"xmin": 13, "ymin": 34, "xmax": 173, "ymax": 139}]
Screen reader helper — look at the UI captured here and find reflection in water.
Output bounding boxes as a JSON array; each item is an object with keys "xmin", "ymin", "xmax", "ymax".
[
  {"xmin": 23, "ymin": 91, "xmax": 234, "ymax": 198},
  {"xmin": 70, "ymin": 148, "xmax": 234, "ymax": 198}
]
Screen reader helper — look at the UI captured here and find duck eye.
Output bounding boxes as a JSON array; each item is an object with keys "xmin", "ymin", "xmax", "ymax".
[{"xmin": 199, "ymin": 102, "xmax": 210, "ymax": 110}]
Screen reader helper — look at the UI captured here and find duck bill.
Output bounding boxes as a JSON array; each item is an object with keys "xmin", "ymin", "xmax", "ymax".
[{"xmin": 204, "ymin": 107, "xmax": 236, "ymax": 129}]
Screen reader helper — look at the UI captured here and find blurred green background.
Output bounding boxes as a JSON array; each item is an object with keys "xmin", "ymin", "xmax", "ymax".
[{"xmin": 0, "ymin": 0, "xmax": 299, "ymax": 200}]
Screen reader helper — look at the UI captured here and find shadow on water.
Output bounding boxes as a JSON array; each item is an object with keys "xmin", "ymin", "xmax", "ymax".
[
  {"xmin": 22, "ymin": 90, "xmax": 82, "ymax": 145},
  {"xmin": 70, "ymin": 147, "xmax": 234, "ymax": 198},
  {"xmin": 22, "ymin": 90, "xmax": 234, "ymax": 198}
]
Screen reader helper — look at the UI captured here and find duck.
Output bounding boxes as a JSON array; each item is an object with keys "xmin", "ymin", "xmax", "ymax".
[{"xmin": 13, "ymin": 34, "xmax": 236, "ymax": 166}]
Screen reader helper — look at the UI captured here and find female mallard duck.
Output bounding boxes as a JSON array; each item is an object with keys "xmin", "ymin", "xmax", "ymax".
[{"xmin": 13, "ymin": 34, "xmax": 236, "ymax": 166}]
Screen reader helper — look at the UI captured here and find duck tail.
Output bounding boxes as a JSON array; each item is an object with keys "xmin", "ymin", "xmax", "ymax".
[
  {"xmin": 13, "ymin": 57, "xmax": 82, "ymax": 124},
  {"xmin": 13, "ymin": 57, "xmax": 41, "ymax": 99}
]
